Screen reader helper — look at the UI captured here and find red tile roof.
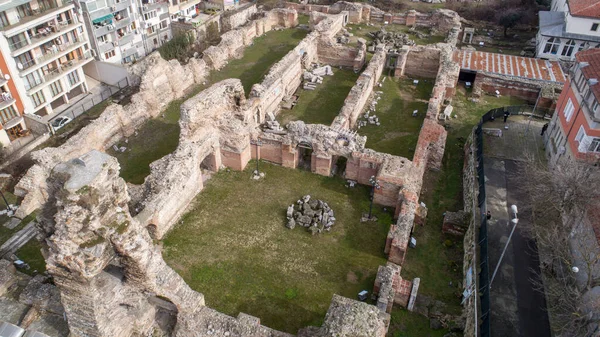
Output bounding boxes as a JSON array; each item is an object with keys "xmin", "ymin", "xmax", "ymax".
[
  {"xmin": 568, "ymin": 0, "xmax": 600, "ymax": 18},
  {"xmin": 575, "ymin": 48, "xmax": 600, "ymax": 101},
  {"xmin": 452, "ymin": 50, "xmax": 567, "ymax": 83}
]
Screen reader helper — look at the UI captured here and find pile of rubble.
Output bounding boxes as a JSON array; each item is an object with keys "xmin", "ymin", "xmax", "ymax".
[
  {"xmin": 286, "ymin": 195, "xmax": 336, "ymax": 235},
  {"xmin": 303, "ymin": 65, "xmax": 334, "ymax": 90},
  {"xmin": 369, "ymin": 29, "xmax": 415, "ymax": 50},
  {"xmin": 357, "ymin": 87, "xmax": 384, "ymax": 129},
  {"xmin": 337, "ymin": 28, "xmax": 354, "ymax": 44}
]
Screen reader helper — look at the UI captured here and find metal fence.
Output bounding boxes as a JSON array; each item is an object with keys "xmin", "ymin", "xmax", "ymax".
[{"xmin": 48, "ymin": 77, "xmax": 129, "ymax": 128}]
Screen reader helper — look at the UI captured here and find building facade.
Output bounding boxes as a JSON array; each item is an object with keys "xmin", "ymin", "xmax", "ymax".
[
  {"xmin": 139, "ymin": 0, "xmax": 170, "ymax": 54},
  {"xmin": 0, "ymin": 0, "xmax": 94, "ymax": 146},
  {"xmin": 537, "ymin": 0, "xmax": 600, "ymax": 61},
  {"xmin": 77, "ymin": 0, "xmax": 151, "ymax": 64},
  {"xmin": 546, "ymin": 48, "xmax": 600, "ymax": 165}
]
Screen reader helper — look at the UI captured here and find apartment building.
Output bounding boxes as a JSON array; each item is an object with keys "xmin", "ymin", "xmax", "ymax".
[
  {"xmin": 0, "ymin": 53, "xmax": 25, "ymax": 146},
  {"xmin": 0, "ymin": 0, "xmax": 93, "ymax": 145},
  {"xmin": 546, "ymin": 48, "xmax": 600, "ymax": 164},
  {"xmin": 139, "ymin": 0, "xmax": 171, "ymax": 53},
  {"xmin": 168, "ymin": 0, "xmax": 202, "ymax": 21},
  {"xmin": 537, "ymin": 0, "xmax": 600, "ymax": 61}
]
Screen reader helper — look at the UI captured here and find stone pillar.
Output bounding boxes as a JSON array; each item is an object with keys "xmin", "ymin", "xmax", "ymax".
[
  {"xmin": 383, "ymin": 13, "xmax": 393, "ymax": 24},
  {"xmin": 204, "ymin": 147, "xmax": 222, "ymax": 172},
  {"xmin": 281, "ymin": 143, "xmax": 297, "ymax": 169},
  {"xmin": 313, "ymin": 153, "xmax": 333, "ymax": 177}
]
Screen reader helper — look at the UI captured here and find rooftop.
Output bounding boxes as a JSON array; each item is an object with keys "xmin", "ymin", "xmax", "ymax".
[
  {"xmin": 575, "ymin": 48, "xmax": 600, "ymax": 101},
  {"xmin": 538, "ymin": 11, "xmax": 600, "ymax": 42},
  {"xmin": 568, "ymin": 0, "xmax": 600, "ymax": 19},
  {"xmin": 452, "ymin": 50, "xmax": 567, "ymax": 83}
]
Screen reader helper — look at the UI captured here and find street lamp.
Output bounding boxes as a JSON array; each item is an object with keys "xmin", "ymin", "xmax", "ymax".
[
  {"xmin": 250, "ymin": 138, "xmax": 263, "ymax": 176},
  {"xmin": 368, "ymin": 175, "xmax": 380, "ymax": 220},
  {"xmin": 490, "ymin": 204, "xmax": 519, "ymax": 287}
]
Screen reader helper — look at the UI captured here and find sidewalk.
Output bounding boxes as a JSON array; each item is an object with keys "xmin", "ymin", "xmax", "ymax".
[{"xmin": 483, "ymin": 116, "xmax": 551, "ymax": 337}]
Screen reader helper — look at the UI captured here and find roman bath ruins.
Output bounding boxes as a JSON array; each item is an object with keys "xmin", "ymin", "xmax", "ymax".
[{"xmin": 0, "ymin": 1, "xmax": 567, "ymax": 336}]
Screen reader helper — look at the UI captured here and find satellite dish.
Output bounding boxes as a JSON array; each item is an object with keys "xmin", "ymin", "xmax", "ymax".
[
  {"xmin": 3, "ymin": 74, "xmax": 9, "ymax": 80},
  {"xmin": 17, "ymin": 63, "xmax": 23, "ymax": 70},
  {"xmin": 572, "ymin": 266, "xmax": 579, "ymax": 273}
]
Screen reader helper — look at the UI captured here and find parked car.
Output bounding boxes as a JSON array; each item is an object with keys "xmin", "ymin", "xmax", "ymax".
[{"xmin": 51, "ymin": 116, "xmax": 72, "ymax": 132}]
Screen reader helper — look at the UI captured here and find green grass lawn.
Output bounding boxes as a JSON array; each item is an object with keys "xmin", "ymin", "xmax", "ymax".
[
  {"xmin": 277, "ymin": 68, "xmax": 360, "ymax": 126},
  {"xmin": 162, "ymin": 162, "xmax": 392, "ymax": 333},
  {"xmin": 359, "ymin": 76, "xmax": 433, "ymax": 159},
  {"xmin": 389, "ymin": 309, "xmax": 449, "ymax": 337},
  {"xmin": 347, "ymin": 23, "xmax": 446, "ymax": 46},
  {"xmin": 15, "ymin": 239, "xmax": 46, "ymax": 275},
  {"xmin": 110, "ymin": 28, "xmax": 308, "ymax": 184}
]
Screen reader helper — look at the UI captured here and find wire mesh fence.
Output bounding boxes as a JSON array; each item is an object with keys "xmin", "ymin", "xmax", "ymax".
[{"xmin": 48, "ymin": 77, "xmax": 129, "ymax": 129}]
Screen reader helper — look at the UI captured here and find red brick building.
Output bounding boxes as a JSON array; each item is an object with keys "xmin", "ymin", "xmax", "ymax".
[{"xmin": 546, "ymin": 48, "xmax": 600, "ymax": 164}]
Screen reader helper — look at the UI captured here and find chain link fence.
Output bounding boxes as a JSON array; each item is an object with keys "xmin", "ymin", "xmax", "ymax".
[{"xmin": 48, "ymin": 77, "xmax": 129, "ymax": 129}]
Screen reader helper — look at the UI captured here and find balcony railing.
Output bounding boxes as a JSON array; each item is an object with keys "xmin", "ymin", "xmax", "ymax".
[
  {"xmin": 1, "ymin": 1, "xmax": 72, "ymax": 33},
  {"xmin": 9, "ymin": 18, "xmax": 80, "ymax": 54},
  {"xmin": 18, "ymin": 36, "xmax": 87, "ymax": 72},
  {"xmin": 25, "ymin": 51, "xmax": 92, "ymax": 93}
]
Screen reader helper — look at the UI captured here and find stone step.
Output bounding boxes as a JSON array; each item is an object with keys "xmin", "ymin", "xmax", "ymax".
[{"xmin": 0, "ymin": 221, "xmax": 37, "ymax": 258}]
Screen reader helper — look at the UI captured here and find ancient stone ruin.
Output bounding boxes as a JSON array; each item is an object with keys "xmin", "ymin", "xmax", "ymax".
[
  {"xmin": 286, "ymin": 195, "xmax": 336, "ymax": 234},
  {"xmin": 0, "ymin": 0, "xmax": 570, "ymax": 335}
]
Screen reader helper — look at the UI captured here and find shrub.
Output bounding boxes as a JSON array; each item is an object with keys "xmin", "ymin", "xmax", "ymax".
[{"xmin": 158, "ymin": 33, "xmax": 193, "ymax": 61}]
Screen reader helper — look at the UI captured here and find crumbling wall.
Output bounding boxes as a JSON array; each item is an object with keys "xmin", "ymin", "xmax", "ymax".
[
  {"xmin": 135, "ymin": 80, "xmax": 248, "ymax": 239},
  {"xmin": 474, "ymin": 72, "xmax": 562, "ymax": 106},
  {"xmin": 39, "ymin": 151, "xmax": 205, "ymax": 337},
  {"xmin": 220, "ymin": 3, "xmax": 258, "ymax": 32},
  {"xmin": 13, "ymin": 9, "xmax": 299, "ymax": 219},
  {"xmin": 331, "ymin": 49, "xmax": 386, "ymax": 130},
  {"xmin": 405, "ymin": 45, "xmax": 441, "ymax": 79}
]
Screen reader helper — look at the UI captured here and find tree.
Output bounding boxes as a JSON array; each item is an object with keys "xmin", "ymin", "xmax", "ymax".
[
  {"xmin": 518, "ymin": 154, "xmax": 600, "ymax": 336},
  {"xmin": 497, "ymin": 9, "xmax": 524, "ymax": 37}
]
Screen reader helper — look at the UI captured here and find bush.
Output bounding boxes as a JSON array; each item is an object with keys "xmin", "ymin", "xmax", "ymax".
[{"xmin": 158, "ymin": 33, "xmax": 193, "ymax": 61}]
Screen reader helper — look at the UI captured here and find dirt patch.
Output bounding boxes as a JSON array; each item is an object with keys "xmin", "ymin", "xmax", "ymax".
[
  {"xmin": 383, "ymin": 131, "xmax": 412, "ymax": 141},
  {"xmin": 346, "ymin": 271, "xmax": 359, "ymax": 284}
]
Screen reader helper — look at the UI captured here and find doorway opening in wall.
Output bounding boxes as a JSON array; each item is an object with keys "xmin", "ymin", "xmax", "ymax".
[
  {"xmin": 458, "ymin": 69, "xmax": 476, "ymax": 89},
  {"xmin": 297, "ymin": 141, "xmax": 312, "ymax": 171},
  {"xmin": 333, "ymin": 156, "xmax": 347, "ymax": 177}
]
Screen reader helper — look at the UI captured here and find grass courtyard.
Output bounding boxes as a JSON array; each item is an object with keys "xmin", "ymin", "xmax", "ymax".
[
  {"xmin": 277, "ymin": 68, "xmax": 360, "ymax": 126},
  {"xmin": 110, "ymin": 28, "xmax": 308, "ymax": 184},
  {"xmin": 162, "ymin": 162, "xmax": 392, "ymax": 333},
  {"xmin": 359, "ymin": 76, "xmax": 433, "ymax": 159}
]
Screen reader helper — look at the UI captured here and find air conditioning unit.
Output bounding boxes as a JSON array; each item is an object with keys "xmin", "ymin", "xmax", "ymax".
[
  {"xmin": 113, "ymin": 41, "xmax": 118, "ymax": 47},
  {"xmin": 111, "ymin": 6, "xmax": 117, "ymax": 11},
  {"xmin": 107, "ymin": 24, "xmax": 114, "ymax": 30},
  {"xmin": 143, "ymin": 5, "xmax": 149, "ymax": 11}
]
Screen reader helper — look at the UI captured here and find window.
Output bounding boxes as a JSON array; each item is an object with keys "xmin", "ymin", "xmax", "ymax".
[
  {"xmin": 160, "ymin": 20, "xmax": 168, "ymax": 29},
  {"xmin": 67, "ymin": 70, "xmax": 80, "ymax": 86},
  {"xmin": 16, "ymin": 3, "xmax": 33, "ymax": 18},
  {"xmin": 0, "ymin": 11, "xmax": 9, "ymax": 28},
  {"xmin": 0, "ymin": 105, "xmax": 18, "ymax": 125},
  {"xmin": 15, "ymin": 52, "xmax": 34, "ymax": 70},
  {"xmin": 147, "ymin": 25, "xmax": 157, "ymax": 34},
  {"xmin": 543, "ymin": 37, "xmax": 561, "ymax": 55},
  {"xmin": 49, "ymin": 81, "xmax": 62, "ymax": 97},
  {"xmin": 24, "ymin": 71, "xmax": 43, "ymax": 91},
  {"xmin": 8, "ymin": 33, "xmax": 27, "ymax": 51},
  {"xmin": 593, "ymin": 100, "xmax": 600, "ymax": 113},
  {"xmin": 104, "ymin": 50, "xmax": 116, "ymax": 59},
  {"xmin": 592, "ymin": 23, "xmax": 599, "ymax": 31},
  {"xmin": 575, "ymin": 126, "xmax": 586, "ymax": 143},
  {"xmin": 563, "ymin": 98, "xmax": 575, "ymax": 122},
  {"xmin": 589, "ymin": 138, "xmax": 600, "ymax": 152},
  {"xmin": 561, "ymin": 40, "xmax": 576, "ymax": 57},
  {"xmin": 31, "ymin": 91, "xmax": 46, "ymax": 107},
  {"xmin": 144, "ymin": 11, "xmax": 157, "ymax": 20},
  {"xmin": 87, "ymin": 0, "xmax": 108, "ymax": 12}
]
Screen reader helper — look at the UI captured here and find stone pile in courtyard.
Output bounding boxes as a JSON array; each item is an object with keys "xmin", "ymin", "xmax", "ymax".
[
  {"xmin": 370, "ymin": 29, "xmax": 415, "ymax": 50},
  {"xmin": 303, "ymin": 65, "xmax": 334, "ymax": 90},
  {"xmin": 286, "ymin": 195, "xmax": 336, "ymax": 234},
  {"xmin": 358, "ymin": 90, "xmax": 383, "ymax": 128}
]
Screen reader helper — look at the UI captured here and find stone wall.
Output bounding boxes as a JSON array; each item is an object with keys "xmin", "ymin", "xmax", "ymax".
[
  {"xmin": 13, "ymin": 8, "xmax": 299, "ymax": 219},
  {"xmin": 220, "ymin": 3, "xmax": 258, "ymax": 32},
  {"xmin": 331, "ymin": 49, "xmax": 387, "ymax": 130},
  {"xmin": 474, "ymin": 72, "xmax": 562, "ymax": 107},
  {"xmin": 461, "ymin": 131, "xmax": 479, "ymax": 337},
  {"xmin": 404, "ymin": 45, "xmax": 441, "ymax": 79}
]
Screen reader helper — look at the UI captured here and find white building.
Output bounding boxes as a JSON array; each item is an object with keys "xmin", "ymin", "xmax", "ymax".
[
  {"xmin": 139, "ymin": 0, "xmax": 171, "ymax": 53},
  {"xmin": 77, "ymin": 0, "xmax": 150, "ymax": 64},
  {"xmin": 0, "ymin": 0, "xmax": 94, "ymax": 119},
  {"xmin": 537, "ymin": 0, "xmax": 600, "ymax": 61}
]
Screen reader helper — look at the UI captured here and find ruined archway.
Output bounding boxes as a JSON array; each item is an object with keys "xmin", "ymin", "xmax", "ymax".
[{"xmin": 297, "ymin": 141, "xmax": 313, "ymax": 171}]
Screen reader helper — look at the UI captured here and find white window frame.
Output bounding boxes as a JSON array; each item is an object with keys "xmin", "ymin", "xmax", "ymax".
[{"xmin": 564, "ymin": 98, "xmax": 575, "ymax": 122}]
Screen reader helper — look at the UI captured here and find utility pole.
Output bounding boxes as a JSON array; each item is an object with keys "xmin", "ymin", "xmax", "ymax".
[{"xmin": 490, "ymin": 205, "xmax": 518, "ymax": 287}]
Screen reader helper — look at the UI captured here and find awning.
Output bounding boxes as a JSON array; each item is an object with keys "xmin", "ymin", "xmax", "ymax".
[
  {"xmin": 92, "ymin": 14, "xmax": 114, "ymax": 24},
  {"xmin": 4, "ymin": 116, "xmax": 24, "ymax": 129}
]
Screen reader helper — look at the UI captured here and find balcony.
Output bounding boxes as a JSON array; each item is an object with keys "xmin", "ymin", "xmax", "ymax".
[
  {"xmin": 114, "ymin": 16, "xmax": 132, "ymax": 30},
  {"xmin": 0, "ymin": 95, "xmax": 16, "ymax": 110},
  {"xmin": 2, "ymin": 2, "xmax": 74, "ymax": 35},
  {"xmin": 93, "ymin": 23, "xmax": 116, "ymax": 37},
  {"xmin": 25, "ymin": 51, "xmax": 92, "ymax": 94},
  {"xmin": 19, "ymin": 36, "xmax": 87, "ymax": 75},
  {"xmin": 9, "ymin": 19, "xmax": 82, "ymax": 57},
  {"xmin": 118, "ymin": 33, "xmax": 134, "ymax": 46},
  {"xmin": 98, "ymin": 41, "xmax": 116, "ymax": 54}
]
